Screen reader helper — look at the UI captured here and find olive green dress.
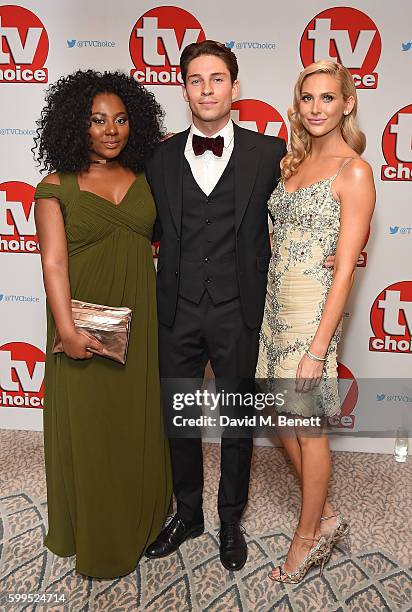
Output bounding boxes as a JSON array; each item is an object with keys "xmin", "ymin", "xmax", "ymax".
[{"xmin": 34, "ymin": 172, "xmax": 172, "ymax": 578}]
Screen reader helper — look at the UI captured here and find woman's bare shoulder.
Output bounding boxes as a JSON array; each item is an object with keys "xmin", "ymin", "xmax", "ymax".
[
  {"xmin": 342, "ymin": 157, "xmax": 373, "ymax": 183},
  {"xmin": 40, "ymin": 172, "xmax": 61, "ymax": 185}
]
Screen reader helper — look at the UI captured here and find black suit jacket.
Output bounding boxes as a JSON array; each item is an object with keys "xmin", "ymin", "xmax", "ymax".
[{"xmin": 145, "ymin": 123, "xmax": 287, "ymax": 329}]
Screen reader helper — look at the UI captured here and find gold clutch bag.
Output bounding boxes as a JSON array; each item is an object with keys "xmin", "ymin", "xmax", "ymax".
[{"xmin": 52, "ymin": 299, "xmax": 132, "ymax": 364}]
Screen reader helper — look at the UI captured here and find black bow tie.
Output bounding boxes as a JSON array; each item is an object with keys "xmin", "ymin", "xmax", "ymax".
[{"xmin": 192, "ymin": 134, "xmax": 224, "ymax": 157}]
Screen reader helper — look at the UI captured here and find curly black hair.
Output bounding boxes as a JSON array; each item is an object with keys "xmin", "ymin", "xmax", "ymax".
[{"xmin": 33, "ymin": 70, "xmax": 165, "ymax": 173}]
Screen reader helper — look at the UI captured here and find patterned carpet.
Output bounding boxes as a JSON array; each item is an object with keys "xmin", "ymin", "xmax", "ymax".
[{"xmin": 0, "ymin": 430, "xmax": 411, "ymax": 611}]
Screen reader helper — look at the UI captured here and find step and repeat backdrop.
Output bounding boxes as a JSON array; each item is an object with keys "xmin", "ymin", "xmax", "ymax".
[{"xmin": 0, "ymin": 0, "xmax": 411, "ymax": 451}]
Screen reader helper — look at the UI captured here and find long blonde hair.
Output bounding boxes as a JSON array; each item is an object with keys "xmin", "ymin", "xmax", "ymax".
[{"xmin": 281, "ymin": 60, "xmax": 366, "ymax": 180}]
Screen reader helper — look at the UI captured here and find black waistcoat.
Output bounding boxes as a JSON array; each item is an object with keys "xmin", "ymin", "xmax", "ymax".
[{"xmin": 179, "ymin": 155, "xmax": 239, "ymax": 304}]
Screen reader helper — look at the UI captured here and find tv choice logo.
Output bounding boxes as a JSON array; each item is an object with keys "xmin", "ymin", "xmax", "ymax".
[
  {"xmin": 0, "ymin": 342, "xmax": 45, "ymax": 408},
  {"xmin": 129, "ymin": 6, "xmax": 205, "ymax": 85},
  {"xmin": 369, "ymin": 282, "xmax": 412, "ymax": 354},
  {"xmin": 0, "ymin": 181, "xmax": 39, "ymax": 254},
  {"xmin": 356, "ymin": 227, "xmax": 370, "ymax": 268},
  {"xmin": 231, "ymin": 100, "xmax": 288, "ymax": 141},
  {"xmin": 0, "ymin": 5, "xmax": 48, "ymax": 83},
  {"xmin": 381, "ymin": 105, "xmax": 412, "ymax": 181},
  {"xmin": 327, "ymin": 363, "xmax": 358, "ymax": 429},
  {"xmin": 152, "ymin": 241, "xmax": 160, "ymax": 259},
  {"xmin": 300, "ymin": 7, "xmax": 381, "ymax": 89}
]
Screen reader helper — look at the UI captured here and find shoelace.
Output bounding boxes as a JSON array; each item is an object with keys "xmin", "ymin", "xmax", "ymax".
[
  {"xmin": 162, "ymin": 514, "xmax": 180, "ymax": 532},
  {"xmin": 217, "ymin": 523, "xmax": 247, "ymax": 544}
]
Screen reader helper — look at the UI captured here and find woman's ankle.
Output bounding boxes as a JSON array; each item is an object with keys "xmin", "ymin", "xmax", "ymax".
[
  {"xmin": 296, "ymin": 526, "xmax": 322, "ymax": 541},
  {"xmin": 321, "ymin": 501, "xmax": 335, "ymax": 518}
]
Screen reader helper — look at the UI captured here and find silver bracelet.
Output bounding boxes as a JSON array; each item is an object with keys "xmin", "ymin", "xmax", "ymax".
[{"xmin": 306, "ymin": 349, "xmax": 327, "ymax": 362}]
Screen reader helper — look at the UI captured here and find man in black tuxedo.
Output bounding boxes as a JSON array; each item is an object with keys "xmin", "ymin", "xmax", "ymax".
[{"xmin": 145, "ymin": 40, "xmax": 286, "ymax": 571}]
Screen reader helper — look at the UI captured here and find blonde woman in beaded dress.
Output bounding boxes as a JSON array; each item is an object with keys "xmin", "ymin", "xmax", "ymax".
[{"xmin": 256, "ymin": 61, "xmax": 375, "ymax": 583}]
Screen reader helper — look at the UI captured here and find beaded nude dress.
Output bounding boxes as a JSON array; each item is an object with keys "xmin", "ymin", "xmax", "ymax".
[{"xmin": 256, "ymin": 162, "xmax": 352, "ymax": 417}]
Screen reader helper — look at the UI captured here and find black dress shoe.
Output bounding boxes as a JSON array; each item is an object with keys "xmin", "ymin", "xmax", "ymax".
[
  {"xmin": 145, "ymin": 514, "xmax": 204, "ymax": 559},
  {"xmin": 219, "ymin": 523, "xmax": 247, "ymax": 571}
]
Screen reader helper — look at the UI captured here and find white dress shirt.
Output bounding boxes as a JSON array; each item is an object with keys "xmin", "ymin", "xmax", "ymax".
[{"xmin": 184, "ymin": 120, "xmax": 235, "ymax": 196}]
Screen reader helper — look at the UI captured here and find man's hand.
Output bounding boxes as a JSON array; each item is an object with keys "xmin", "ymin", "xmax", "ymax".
[{"xmin": 324, "ymin": 254, "xmax": 335, "ymax": 269}]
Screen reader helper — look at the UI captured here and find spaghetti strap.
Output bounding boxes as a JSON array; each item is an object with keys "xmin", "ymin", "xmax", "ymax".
[
  {"xmin": 329, "ymin": 158, "xmax": 355, "ymax": 192},
  {"xmin": 335, "ymin": 157, "xmax": 355, "ymax": 178}
]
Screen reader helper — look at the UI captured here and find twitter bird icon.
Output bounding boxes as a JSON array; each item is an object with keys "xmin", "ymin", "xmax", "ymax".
[
  {"xmin": 67, "ymin": 39, "xmax": 76, "ymax": 48},
  {"xmin": 390, "ymin": 226, "xmax": 399, "ymax": 234},
  {"xmin": 226, "ymin": 41, "xmax": 235, "ymax": 49},
  {"xmin": 376, "ymin": 394, "xmax": 386, "ymax": 401},
  {"xmin": 401, "ymin": 42, "xmax": 412, "ymax": 51}
]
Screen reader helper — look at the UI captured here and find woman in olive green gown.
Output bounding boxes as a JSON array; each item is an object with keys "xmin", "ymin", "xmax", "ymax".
[{"xmin": 33, "ymin": 70, "xmax": 171, "ymax": 578}]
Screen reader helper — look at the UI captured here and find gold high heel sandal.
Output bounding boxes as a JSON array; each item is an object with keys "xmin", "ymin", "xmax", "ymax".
[
  {"xmin": 321, "ymin": 513, "xmax": 351, "ymax": 555},
  {"xmin": 268, "ymin": 532, "xmax": 331, "ymax": 584}
]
